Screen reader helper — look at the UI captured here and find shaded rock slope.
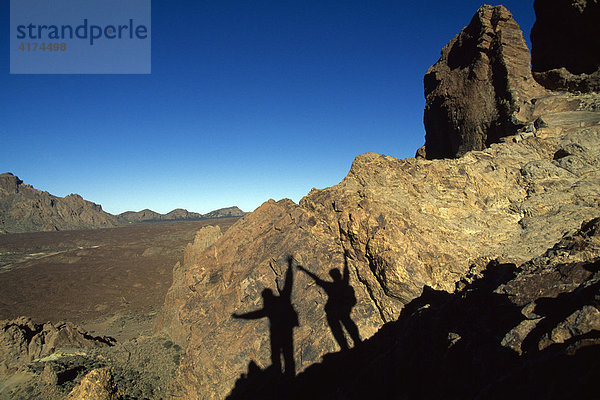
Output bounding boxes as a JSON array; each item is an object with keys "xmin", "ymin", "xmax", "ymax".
[
  {"xmin": 165, "ymin": 91, "xmax": 600, "ymax": 399},
  {"xmin": 161, "ymin": 4, "xmax": 599, "ymax": 398},
  {"xmin": 225, "ymin": 218, "xmax": 600, "ymax": 400},
  {"xmin": 531, "ymin": 0, "xmax": 600, "ymax": 92},
  {"xmin": 0, "ymin": 173, "xmax": 245, "ymax": 233}
]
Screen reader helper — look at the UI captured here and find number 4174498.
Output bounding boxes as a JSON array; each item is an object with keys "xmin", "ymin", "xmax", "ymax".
[{"xmin": 18, "ymin": 43, "xmax": 67, "ymax": 52}]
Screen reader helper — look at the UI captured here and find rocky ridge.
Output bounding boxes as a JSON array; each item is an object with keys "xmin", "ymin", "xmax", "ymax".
[
  {"xmin": 160, "ymin": 4, "xmax": 600, "ymax": 399},
  {"xmin": 0, "ymin": 173, "xmax": 119, "ymax": 234},
  {"xmin": 0, "ymin": 173, "xmax": 246, "ymax": 233}
]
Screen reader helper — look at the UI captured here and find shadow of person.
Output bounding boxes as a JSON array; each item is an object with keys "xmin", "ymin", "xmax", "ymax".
[
  {"xmin": 232, "ymin": 256, "xmax": 299, "ymax": 379},
  {"xmin": 298, "ymin": 251, "xmax": 361, "ymax": 351}
]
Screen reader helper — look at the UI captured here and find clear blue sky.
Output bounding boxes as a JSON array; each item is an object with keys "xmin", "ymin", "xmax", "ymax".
[{"xmin": 0, "ymin": 1, "xmax": 535, "ymax": 214}]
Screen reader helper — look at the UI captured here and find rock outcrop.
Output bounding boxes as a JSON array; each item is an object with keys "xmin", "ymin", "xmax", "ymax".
[
  {"xmin": 423, "ymin": 5, "xmax": 545, "ymax": 159},
  {"xmin": 0, "ymin": 173, "xmax": 119, "ymax": 233},
  {"xmin": 159, "ymin": 3, "xmax": 600, "ymax": 397},
  {"xmin": 163, "ymin": 89, "xmax": 599, "ymax": 398},
  {"xmin": 0, "ymin": 317, "xmax": 114, "ymax": 377},
  {"xmin": 64, "ymin": 368, "xmax": 121, "ymax": 400},
  {"xmin": 229, "ymin": 219, "xmax": 600, "ymax": 400},
  {"xmin": 531, "ymin": 0, "xmax": 600, "ymax": 92},
  {"xmin": 157, "ymin": 225, "xmax": 224, "ymax": 343}
]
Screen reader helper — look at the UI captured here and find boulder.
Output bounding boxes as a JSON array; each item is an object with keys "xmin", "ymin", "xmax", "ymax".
[{"xmin": 64, "ymin": 367, "xmax": 121, "ymax": 400}]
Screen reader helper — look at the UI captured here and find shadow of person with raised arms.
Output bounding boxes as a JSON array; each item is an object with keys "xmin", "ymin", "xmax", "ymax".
[
  {"xmin": 232, "ymin": 256, "xmax": 299, "ymax": 379},
  {"xmin": 297, "ymin": 251, "xmax": 361, "ymax": 351}
]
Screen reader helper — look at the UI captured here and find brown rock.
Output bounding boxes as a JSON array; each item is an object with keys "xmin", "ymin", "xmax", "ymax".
[
  {"xmin": 157, "ymin": 225, "xmax": 224, "ymax": 343},
  {"xmin": 64, "ymin": 367, "xmax": 120, "ymax": 400},
  {"xmin": 160, "ymin": 5, "xmax": 600, "ymax": 396},
  {"xmin": 0, "ymin": 317, "xmax": 114, "ymax": 377},
  {"xmin": 531, "ymin": 0, "xmax": 600, "ymax": 92},
  {"xmin": 423, "ymin": 5, "xmax": 545, "ymax": 159},
  {"xmin": 164, "ymin": 88, "xmax": 600, "ymax": 398},
  {"xmin": 0, "ymin": 173, "xmax": 23, "ymax": 194}
]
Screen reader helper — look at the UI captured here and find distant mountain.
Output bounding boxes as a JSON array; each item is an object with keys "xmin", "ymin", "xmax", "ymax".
[
  {"xmin": 202, "ymin": 206, "xmax": 246, "ymax": 219},
  {"xmin": 0, "ymin": 172, "xmax": 246, "ymax": 234},
  {"xmin": 117, "ymin": 208, "xmax": 204, "ymax": 224},
  {"xmin": 117, "ymin": 207, "xmax": 244, "ymax": 224},
  {"xmin": 0, "ymin": 172, "xmax": 119, "ymax": 233}
]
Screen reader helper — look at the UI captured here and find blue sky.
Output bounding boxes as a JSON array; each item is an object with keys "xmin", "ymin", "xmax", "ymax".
[{"xmin": 0, "ymin": 1, "xmax": 535, "ymax": 214}]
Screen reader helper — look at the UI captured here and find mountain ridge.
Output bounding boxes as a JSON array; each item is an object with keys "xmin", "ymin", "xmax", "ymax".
[{"xmin": 0, "ymin": 172, "xmax": 246, "ymax": 234}]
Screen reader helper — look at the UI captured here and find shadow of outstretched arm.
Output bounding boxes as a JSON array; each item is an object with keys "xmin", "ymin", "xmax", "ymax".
[
  {"xmin": 297, "ymin": 264, "xmax": 325, "ymax": 287},
  {"xmin": 232, "ymin": 309, "xmax": 266, "ymax": 320},
  {"xmin": 343, "ymin": 251, "xmax": 350, "ymax": 285},
  {"xmin": 279, "ymin": 256, "xmax": 295, "ymax": 298}
]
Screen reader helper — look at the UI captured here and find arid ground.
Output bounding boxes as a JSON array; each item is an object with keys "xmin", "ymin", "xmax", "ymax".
[{"xmin": 0, "ymin": 218, "xmax": 239, "ymax": 341}]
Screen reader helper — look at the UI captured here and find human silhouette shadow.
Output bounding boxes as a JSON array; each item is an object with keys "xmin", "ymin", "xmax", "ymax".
[
  {"xmin": 297, "ymin": 251, "xmax": 361, "ymax": 351},
  {"xmin": 227, "ymin": 259, "xmax": 599, "ymax": 400},
  {"xmin": 232, "ymin": 256, "xmax": 299, "ymax": 379}
]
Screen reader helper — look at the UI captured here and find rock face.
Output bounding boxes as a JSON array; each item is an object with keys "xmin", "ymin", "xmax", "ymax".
[
  {"xmin": 0, "ymin": 173, "xmax": 120, "ymax": 233},
  {"xmin": 157, "ymin": 225, "xmax": 224, "ymax": 343},
  {"xmin": 423, "ymin": 5, "xmax": 545, "ymax": 159},
  {"xmin": 531, "ymin": 0, "xmax": 600, "ymax": 92},
  {"xmin": 159, "ymin": 3, "xmax": 600, "ymax": 395},
  {"xmin": 224, "ymin": 219, "xmax": 600, "ymax": 400},
  {"xmin": 0, "ymin": 317, "xmax": 114, "ymax": 377},
  {"xmin": 163, "ymin": 87, "xmax": 600, "ymax": 398},
  {"xmin": 64, "ymin": 368, "xmax": 120, "ymax": 400}
]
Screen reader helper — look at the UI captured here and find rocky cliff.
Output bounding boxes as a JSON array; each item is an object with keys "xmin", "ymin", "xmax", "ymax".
[
  {"xmin": 423, "ymin": 5, "xmax": 545, "ymax": 159},
  {"xmin": 160, "ymin": 3, "xmax": 599, "ymax": 398}
]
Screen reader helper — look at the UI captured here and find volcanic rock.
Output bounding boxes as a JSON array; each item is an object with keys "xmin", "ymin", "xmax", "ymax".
[
  {"xmin": 531, "ymin": 0, "xmax": 600, "ymax": 92},
  {"xmin": 161, "ymin": 3, "xmax": 600, "ymax": 393},
  {"xmin": 224, "ymin": 218, "xmax": 600, "ymax": 400},
  {"xmin": 163, "ymin": 86, "xmax": 599, "ymax": 398},
  {"xmin": 0, "ymin": 317, "xmax": 114, "ymax": 377},
  {"xmin": 64, "ymin": 367, "xmax": 120, "ymax": 400},
  {"xmin": 423, "ymin": 5, "xmax": 545, "ymax": 159},
  {"xmin": 157, "ymin": 225, "xmax": 224, "ymax": 343}
]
